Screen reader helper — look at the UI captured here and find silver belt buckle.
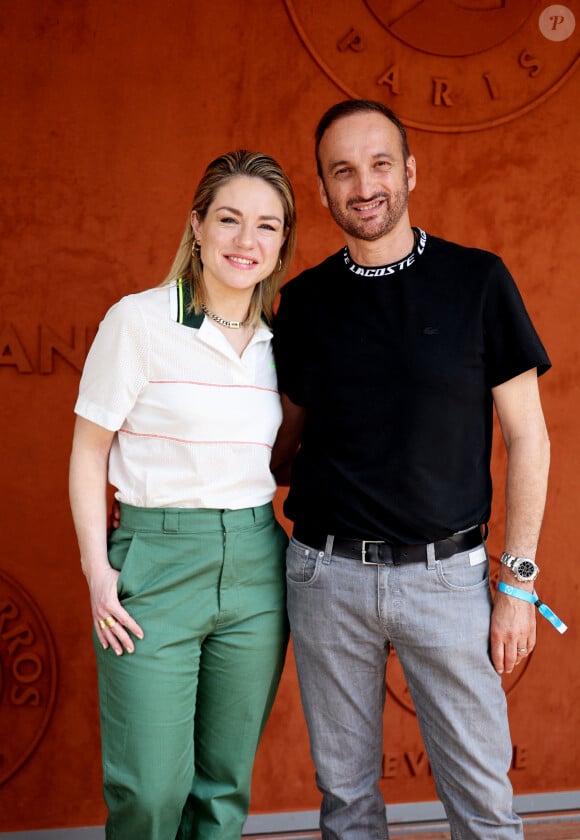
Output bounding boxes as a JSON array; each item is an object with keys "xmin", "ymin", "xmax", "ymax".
[{"xmin": 362, "ymin": 540, "xmax": 385, "ymax": 564}]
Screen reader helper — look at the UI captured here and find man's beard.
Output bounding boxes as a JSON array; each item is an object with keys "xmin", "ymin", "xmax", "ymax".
[{"xmin": 325, "ymin": 182, "xmax": 409, "ymax": 242}]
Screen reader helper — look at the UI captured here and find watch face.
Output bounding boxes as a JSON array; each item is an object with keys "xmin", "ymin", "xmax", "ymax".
[{"xmin": 515, "ymin": 559, "xmax": 537, "ymax": 580}]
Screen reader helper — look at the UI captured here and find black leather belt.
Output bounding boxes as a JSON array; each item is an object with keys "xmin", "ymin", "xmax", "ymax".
[{"xmin": 292, "ymin": 525, "xmax": 483, "ymax": 565}]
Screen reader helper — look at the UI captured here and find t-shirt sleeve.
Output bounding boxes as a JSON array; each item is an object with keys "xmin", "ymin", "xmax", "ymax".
[
  {"xmin": 74, "ymin": 295, "xmax": 150, "ymax": 430},
  {"xmin": 273, "ymin": 281, "xmax": 307, "ymax": 406},
  {"xmin": 483, "ymin": 258, "xmax": 551, "ymax": 388}
]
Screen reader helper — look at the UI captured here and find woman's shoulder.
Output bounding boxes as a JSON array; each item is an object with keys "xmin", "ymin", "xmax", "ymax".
[{"xmin": 105, "ymin": 283, "xmax": 172, "ymax": 321}]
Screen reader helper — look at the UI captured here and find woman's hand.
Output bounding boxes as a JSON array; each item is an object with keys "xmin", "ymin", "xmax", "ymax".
[{"xmin": 87, "ymin": 563, "xmax": 144, "ymax": 655}]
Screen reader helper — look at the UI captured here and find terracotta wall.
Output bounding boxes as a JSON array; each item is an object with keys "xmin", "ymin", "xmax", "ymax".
[{"xmin": 0, "ymin": 0, "xmax": 579, "ymax": 830}]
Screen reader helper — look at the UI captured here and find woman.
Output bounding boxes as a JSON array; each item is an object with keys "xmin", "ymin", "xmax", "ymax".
[{"xmin": 69, "ymin": 150, "xmax": 297, "ymax": 839}]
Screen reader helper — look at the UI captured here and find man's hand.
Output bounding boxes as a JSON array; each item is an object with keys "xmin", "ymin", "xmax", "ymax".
[
  {"xmin": 108, "ymin": 499, "xmax": 121, "ymax": 532},
  {"xmin": 490, "ymin": 571, "xmax": 536, "ymax": 674}
]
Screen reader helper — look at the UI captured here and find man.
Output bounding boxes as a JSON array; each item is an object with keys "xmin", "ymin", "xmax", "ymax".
[{"xmin": 271, "ymin": 99, "xmax": 551, "ymax": 839}]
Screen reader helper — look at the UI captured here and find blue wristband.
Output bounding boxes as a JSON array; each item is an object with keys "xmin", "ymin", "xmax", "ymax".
[{"xmin": 497, "ymin": 581, "xmax": 568, "ymax": 634}]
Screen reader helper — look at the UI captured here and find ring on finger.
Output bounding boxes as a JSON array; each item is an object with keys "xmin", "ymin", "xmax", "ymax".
[
  {"xmin": 517, "ymin": 647, "xmax": 528, "ymax": 654},
  {"xmin": 98, "ymin": 616, "xmax": 116, "ymax": 630}
]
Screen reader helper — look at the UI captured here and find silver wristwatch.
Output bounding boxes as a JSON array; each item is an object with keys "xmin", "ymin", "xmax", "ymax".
[{"xmin": 499, "ymin": 552, "xmax": 540, "ymax": 583}]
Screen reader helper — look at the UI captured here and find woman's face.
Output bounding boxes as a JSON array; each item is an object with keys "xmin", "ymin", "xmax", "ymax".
[{"xmin": 192, "ymin": 175, "xmax": 286, "ymax": 300}]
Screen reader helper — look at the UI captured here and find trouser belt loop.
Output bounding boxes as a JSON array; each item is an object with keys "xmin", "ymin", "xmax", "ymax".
[
  {"xmin": 323, "ymin": 535, "xmax": 334, "ymax": 565},
  {"xmin": 426, "ymin": 542, "xmax": 436, "ymax": 569},
  {"xmin": 163, "ymin": 511, "xmax": 180, "ymax": 532}
]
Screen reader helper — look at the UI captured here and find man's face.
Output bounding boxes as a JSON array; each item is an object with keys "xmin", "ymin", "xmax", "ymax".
[{"xmin": 317, "ymin": 112, "xmax": 416, "ymax": 242}]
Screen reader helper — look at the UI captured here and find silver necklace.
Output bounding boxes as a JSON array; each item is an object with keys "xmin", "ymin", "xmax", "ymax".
[{"xmin": 201, "ymin": 303, "xmax": 250, "ymax": 330}]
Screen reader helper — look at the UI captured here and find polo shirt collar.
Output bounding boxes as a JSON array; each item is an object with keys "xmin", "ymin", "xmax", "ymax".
[{"xmin": 172, "ymin": 278, "xmax": 272, "ymax": 340}]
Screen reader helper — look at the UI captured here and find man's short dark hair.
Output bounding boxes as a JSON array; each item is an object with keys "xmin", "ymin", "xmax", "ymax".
[{"xmin": 315, "ymin": 100, "xmax": 411, "ymax": 177}]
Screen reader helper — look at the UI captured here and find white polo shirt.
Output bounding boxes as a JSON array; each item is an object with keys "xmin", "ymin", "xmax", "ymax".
[{"xmin": 75, "ymin": 281, "xmax": 282, "ymax": 510}]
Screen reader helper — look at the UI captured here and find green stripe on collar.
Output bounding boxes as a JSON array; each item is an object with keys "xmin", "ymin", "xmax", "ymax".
[{"xmin": 176, "ymin": 278, "xmax": 204, "ymax": 328}]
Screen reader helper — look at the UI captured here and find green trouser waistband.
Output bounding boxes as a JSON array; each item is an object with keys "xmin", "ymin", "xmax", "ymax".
[{"xmin": 117, "ymin": 500, "xmax": 274, "ymax": 533}]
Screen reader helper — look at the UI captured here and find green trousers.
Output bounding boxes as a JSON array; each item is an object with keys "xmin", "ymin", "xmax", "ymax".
[{"xmin": 95, "ymin": 502, "xmax": 288, "ymax": 840}]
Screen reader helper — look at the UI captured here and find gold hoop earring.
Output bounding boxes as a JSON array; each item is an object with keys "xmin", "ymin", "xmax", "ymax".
[
  {"xmin": 192, "ymin": 239, "xmax": 201, "ymax": 256},
  {"xmin": 277, "ymin": 256, "xmax": 283, "ymax": 271}
]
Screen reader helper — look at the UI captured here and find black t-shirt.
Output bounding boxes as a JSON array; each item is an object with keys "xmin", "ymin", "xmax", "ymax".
[{"xmin": 273, "ymin": 229, "xmax": 551, "ymax": 544}]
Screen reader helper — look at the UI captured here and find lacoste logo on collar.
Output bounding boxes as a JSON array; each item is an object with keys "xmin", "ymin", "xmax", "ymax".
[{"xmin": 343, "ymin": 228, "xmax": 427, "ymax": 278}]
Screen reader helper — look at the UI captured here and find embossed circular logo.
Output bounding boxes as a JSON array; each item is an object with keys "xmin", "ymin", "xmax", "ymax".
[
  {"xmin": 539, "ymin": 3, "xmax": 576, "ymax": 39},
  {"xmin": 0, "ymin": 570, "xmax": 58, "ymax": 784},
  {"xmin": 283, "ymin": 0, "xmax": 580, "ymax": 132},
  {"xmin": 385, "ymin": 557, "xmax": 531, "ymax": 715}
]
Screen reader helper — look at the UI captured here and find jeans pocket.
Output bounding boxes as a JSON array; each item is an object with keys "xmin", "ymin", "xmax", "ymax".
[
  {"xmin": 286, "ymin": 537, "xmax": 321, "ymax": 585},
  {"xmin": 436, "ymin": 546, "xmax": 489, "ymax": 591}
]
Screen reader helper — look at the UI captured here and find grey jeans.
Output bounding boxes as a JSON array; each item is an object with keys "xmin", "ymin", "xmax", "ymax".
[{"xmin": 286, "ymin": 534, "xmax": 523, "ymax": 840}]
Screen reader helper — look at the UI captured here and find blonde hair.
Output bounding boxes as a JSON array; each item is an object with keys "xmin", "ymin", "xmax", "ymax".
[{"xmin": 163, "ymin": 150, "xmax": 297, "ymax": 326}]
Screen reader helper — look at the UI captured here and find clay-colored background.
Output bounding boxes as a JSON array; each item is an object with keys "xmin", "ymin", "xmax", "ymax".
[{"xmin": 0, "ymin": 0, "xmax": 579, "ymax": 831}]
